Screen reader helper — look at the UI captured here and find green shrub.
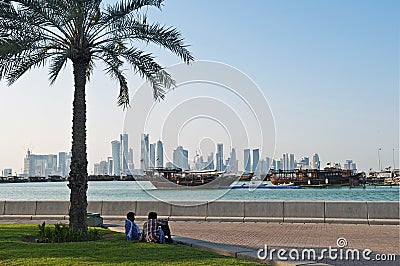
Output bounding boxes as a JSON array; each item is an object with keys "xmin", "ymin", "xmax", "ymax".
[{"xmin": 38, "ymin": 222, "xmax": 101, "ymax": 243}]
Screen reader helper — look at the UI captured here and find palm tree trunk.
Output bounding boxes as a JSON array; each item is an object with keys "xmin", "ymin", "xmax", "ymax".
[{"xmin": 68, "ymin": 60, "xmax": 89, "ymax": 239}]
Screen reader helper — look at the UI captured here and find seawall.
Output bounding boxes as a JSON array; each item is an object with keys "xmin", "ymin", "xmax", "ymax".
[{"xmin": 0, "ymin": 200, "xmax": 398, "ymax": 225}]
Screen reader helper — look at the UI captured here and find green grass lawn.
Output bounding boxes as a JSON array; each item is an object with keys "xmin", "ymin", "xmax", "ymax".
[{"xmin": 0, "ymin": 224, "xmax": 260, "ymax": 265}]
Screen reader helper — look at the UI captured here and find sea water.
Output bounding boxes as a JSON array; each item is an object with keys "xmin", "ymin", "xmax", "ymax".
[{"xmin": 0, "ymin": 181, "xmax": 399, "ymax": 201}]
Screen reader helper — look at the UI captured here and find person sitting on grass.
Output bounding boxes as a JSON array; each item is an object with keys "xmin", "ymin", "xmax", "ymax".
[
  {"xmin": 125, "ymin": 212, "xmax": 141, "ymax": 241},
  {"xmin": 141, "ymin": 211, "xmax": 173, "ymax": 244}
]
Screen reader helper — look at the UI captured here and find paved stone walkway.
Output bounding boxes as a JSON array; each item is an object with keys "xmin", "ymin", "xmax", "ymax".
[
  {"xmin": 167, "ymin": 222, "xmax": 400, "ymax": 265},
  {"xmin": 167, "ymin": 222, "xmax": 399, "ymax": 255}
]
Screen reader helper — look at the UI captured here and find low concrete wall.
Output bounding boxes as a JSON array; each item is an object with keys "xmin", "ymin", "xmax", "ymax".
[
  {"xmin": 169, "ymin": 201, "xmax": 207, "ymax": 221},
  {"xmin": 33, "ymin": 201, "xmax": 69, "ymax": 220},
  {"xmin": 367, "ymin": 202, "xmax": 400, "ymax": 225},
  {"xmin": 135, "ymin": 201, "xmax": 170, "ymax": 219},
  {"xmin": 0, "ymin": 200, "xmax": 398, "ymax": 225},
  {"xmin": 87, "ymin": 201, "xmax": 103, "ymax": 214},
  {"xmin": 102, "ymin": 201, "xmax": 136, "ymax": 219},
  {"xmin": 207, "ymin": 201, "xmax": 244, "ymax": 222},
  {"xmin": 325, "ymin": 201, "xmax": 368, "ymax": 224},
  {"xmin": 284, "ymin": 201, "xmax": 325, "ymax": 223},
  {"xmin": 35, "ymin": 201, "xmax": 69, "ymax": 215},
  {"xmin": 4, "ymin": 201, "xmax": 36, "ymax": 216},
  {"xmin": 244, "ymin": 201, "xmax": 283, "ymax": 222},
  {"xmin": 0, "ymin": 201, "xmax": 5, "ymax": 215}
]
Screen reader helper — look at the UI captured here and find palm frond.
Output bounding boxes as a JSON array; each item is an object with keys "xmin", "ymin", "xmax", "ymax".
[
  {"xmin": 143, "ymin": 23, "xmax": 194, "ymax": 64},
  {"xmin": 5, "ymin": 48, "xmax": 51, "ymax": 85},
  {"xmin": 98, "ymin": 44, "xmax": 130, "ymax": 108},
  {"xmin": 106, "ymin": 16, "xmax": 194, "ymax": 64},
  {"xmin": 86, "ymin": 59, "xmax": 95, "ymax": 81},
  {"xmin": 0, "ymin": 4, "xmax": 68, "ymax": 84},
  {"xmin": 87, "ymin": 0, "xmax": 162, "ymax": 44},
  {"xmin": 1, "ymin": 0, "xmax": 193, "ymax": 108},
  {"xmin": 8, "ymin": 0, "xmax": 73, "ymax": 40},
  {"xmin": 0, "ymin": 1, "xmax": 70, "ymax": 48},
  {"xmin": 119, "ymin": 47, "xmax": 175, "ymax": 100},
  {"xmin": 117, "ymin": 73, "xmax": 129, "ymax": 108},
  {"xmin": 49, "ymin": 53, "xmax": 68, "ymax": 84},
  {"xmin": 103, "ymin": 0, "xmax": 163, "ymax": 23},
  {"xmin": 0, "ymin": 36, "xmax": 44, "ymax": 79}
]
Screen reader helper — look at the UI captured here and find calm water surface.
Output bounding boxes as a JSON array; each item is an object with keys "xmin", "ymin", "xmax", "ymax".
[{"xmin": 0, "ymin": 181, "xmax": 399, "ymax": 201}]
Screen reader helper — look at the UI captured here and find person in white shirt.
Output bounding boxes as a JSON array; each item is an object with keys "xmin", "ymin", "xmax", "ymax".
[{"xmin": 125, "ymin": 212, "xmax": 141, "ymax": 241}]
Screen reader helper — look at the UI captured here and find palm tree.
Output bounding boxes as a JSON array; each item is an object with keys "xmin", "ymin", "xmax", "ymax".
[{"xmin": 0, "ymin": 0, "xmax": 193, "ymax": 238}]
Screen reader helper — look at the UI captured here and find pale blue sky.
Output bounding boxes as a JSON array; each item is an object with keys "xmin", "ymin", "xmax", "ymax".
[{"xmin": 0, "ymin": 0, "xmax": 398, "ymax": 173}]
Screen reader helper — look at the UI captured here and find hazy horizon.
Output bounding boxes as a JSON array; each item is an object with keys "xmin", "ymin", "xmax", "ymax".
[{"xmin": 0, "ymin": 0, "xmax": 398, "ymax": 174}]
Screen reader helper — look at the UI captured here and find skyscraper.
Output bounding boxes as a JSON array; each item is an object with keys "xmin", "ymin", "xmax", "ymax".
[
  {"xmin": 45, "ymin": 155, "xmax": 58, "ymax": 176},
  {"xmin": 265, "ymin": 157, "xmax": 272, "ymax": 173},
  {"xmin": 100, "ymin": 161, "xmax": 108, "ymax": 175},
  {"xmin": 111, "ymin": 140, "xmax": 121, "ymax": 176},
  {"xmin": 65, "ymin": 152, "xmax": 72, "ymax": 176},
  {"xmin": 149, "ymin": 143, "xmax": 155, "ymax": 168},
  {"xmin": 3, "ymin": 169, "xmax": 12, "ymax": 177},
  {"xmin": 107, "ymin": 157, "xmax": 113, "ymax": 175},
  {"xmin": 127, "ymin": 148, "xmax": 133, "ymax": 165},
  {"xmin": 216, "ymin": 143, "xmax": 224, "ymax": 171},
  {"xmin": 298, "ymin": 157, "xmax": 310, "ymax": 169},
  {"xmin": 283, "ymin": 153, "xmax": 288, "ymax": 171},
  {"xmin": 252, "ymin": 149, "xmax": 260, "ymax": 174},
  {"xmin": 183, "ymin": 149, "xmax": 189, "ymax": 169},
  {"xmin": 289, "ymin": 153, "xmax": 295, "ymax": 170},
  {"xmin": 23, "ymin": 150, "xmax": 60, "ymax": 177},
  {"xmin": 276, "ymin": 160, "xmax": 282, "ymax": 170},
  {"xmin": 244, "ymin": 149, "xmax": 251, "ymax": 172},
  {"xmin": 194, "ymin": 155, "xmax": 204, "ymax": 170},
  {"xmin": 127, "ymin": 148, "xmax": 134, "ymax": 173},
  {"xmin": 173, "ymin": 146, "xmax": 189, "ymax": 170},
  {"xmin": 94, "ymin": 163, "xmax": 100, "ymax": 175},
  {"xmin": 156, "ymin": 140, "xmax": 164, "ymax": 167},
  {"xmin": 206, "ymin": 152, "xmax": 214, "ymax": 170},
  {"xmin": 228, "ymin": 148, "xmax": 238, "ymax": 173},
  {"xmin": 259, "ymin": 159, "xmax": 267, "ymax": 174},
  {"xmin": 350, "ymin": 162, "xmax": 357, "ymax": 173},
  {"xmin": 120, "ymin": 133, "xmax": 129, "ymax": 174},
  {"xmin": 272, "ymin": 159, "xmax": 277, "ymax": 170},
  {"xmin": 58, "ymin": 152, "xmax": 67, "ymax": 176},
  {"xmin": 344, "ymin": 159, "xmax": 357, "ymax": 173},
  {"xmin": 311, "ymin": 153, "xmax": 320, "ymax": 170},
  {"xmin": 23, "ymin": 149, "xmax": 31, "ymax": 176},
  {"xmin": 94, "ymin": 161, "xmax": 108, "ymax": 175},
  {"xmin": 344, "ymin": 160, "xmax": 353, "ymax": 170},
  {"xmin": 140, "ymin": 134, "xmax": 149, "ymax": 171}
]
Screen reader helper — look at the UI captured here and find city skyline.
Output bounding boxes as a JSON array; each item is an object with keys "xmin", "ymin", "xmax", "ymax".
[
  {"xmin": 2, "ymin": 131, "xmax": 367, "ymax": 177},
  {"xmin": 0, "ymin": 0, "xmax": 398, "ymax": 173}
]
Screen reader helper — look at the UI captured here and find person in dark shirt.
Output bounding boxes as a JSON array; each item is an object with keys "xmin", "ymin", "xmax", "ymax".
[{"xmin": 142, "ymin": 211, "xmax": 172, "ymax": 243}]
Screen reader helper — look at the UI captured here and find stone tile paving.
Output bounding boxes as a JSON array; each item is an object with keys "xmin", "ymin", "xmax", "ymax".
[
  {"xmin": 168, "ymin": 222, "xmax": 399, "ymax": 266},
  {"xmin": 169, "ymin": 222, "xmax": 399, "ymax": 254}
]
